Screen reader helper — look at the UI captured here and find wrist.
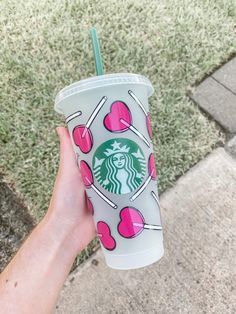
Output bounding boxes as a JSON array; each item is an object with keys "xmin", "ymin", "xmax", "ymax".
[
  {"xmin": 39, "ymin": 211, "xmax": 79, "ymax": 261},
  {"xmin": 0, "ymin": 209, "xmax": 79, "ymax": 314}
]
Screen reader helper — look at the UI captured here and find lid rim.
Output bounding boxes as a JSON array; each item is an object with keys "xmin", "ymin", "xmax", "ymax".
[{"xmin": 54, "ymin": 73, "xmax": 154, "ymax": 113}]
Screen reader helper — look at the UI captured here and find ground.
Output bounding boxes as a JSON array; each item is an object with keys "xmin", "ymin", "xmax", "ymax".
[
  {"xmin": 56, "ymin": 147, "xmax": 236, "ymax": 313},
  {"xmin": 0, "ymin": 0, "xmax": 236, "ymax": 266},
  {"xmin": 0, "ymin": 177, "xmax": 34, "ymax": 272}
]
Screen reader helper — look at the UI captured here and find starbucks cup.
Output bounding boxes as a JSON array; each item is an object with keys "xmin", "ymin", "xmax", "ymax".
[{"xmin": 54, "ymin": 73, "xmax": 164, "ymax": 269}]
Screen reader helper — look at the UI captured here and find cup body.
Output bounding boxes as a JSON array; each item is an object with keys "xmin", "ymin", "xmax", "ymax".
[{"xmin": 55, "ymin": 73, "xmax": 164, "ymax": 269}]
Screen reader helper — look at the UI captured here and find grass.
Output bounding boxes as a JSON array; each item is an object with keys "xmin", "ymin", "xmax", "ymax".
[{"xmin": 1, "ymin": 0, "xmax": 235, "ymax": 225}]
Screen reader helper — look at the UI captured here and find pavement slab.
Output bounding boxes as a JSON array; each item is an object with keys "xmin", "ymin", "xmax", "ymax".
[
  {"xmin": 226, "ymin": 135, "xmax": 236, "ymax": 159},
  {"xmin": 191, "ymin": 77, "xmax": 236, "ymax": 133},
  {"xmin": 212, "ymin": 57, "xmax": 236, "ymax": 95},
  {"xmin": 56, "ymin": 148, "xmax": 236, "ymax": 314}
]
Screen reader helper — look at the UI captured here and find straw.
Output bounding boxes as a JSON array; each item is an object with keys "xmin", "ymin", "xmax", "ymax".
[{"xmin": 90, "ymin": 27, "xmax": 104, "ymax": 75}]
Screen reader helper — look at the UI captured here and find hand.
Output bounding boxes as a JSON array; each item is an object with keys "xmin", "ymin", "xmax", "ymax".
[
  {"xmin": 0, "ymin": 126, "xmax": 96, "ymax": 314},
  {"xmin": 45, "ymin": 126, "xmax": 96, "ymax": 255}
]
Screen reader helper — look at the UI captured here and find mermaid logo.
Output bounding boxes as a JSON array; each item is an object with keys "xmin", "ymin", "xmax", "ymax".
[{"xmin": 92, "ymin": 138, "xmax": 146, "ymax": 194}]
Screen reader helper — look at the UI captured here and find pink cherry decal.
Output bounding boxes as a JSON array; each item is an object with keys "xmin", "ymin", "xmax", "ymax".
[
  {"xmin": 118, "ymin": 207, "xmax": 145, "ymax": 238},
  {"xmin": 147, "ymin": 112, "xmax": 152, "ymax": 139},
  {"xmin": 104, "ymin": 101, "xmax": 132, "ymax": 132},
  {"xmin": 86, "ymin": 197, "xmax": 94, "ymax": 215},
  {"xmin": 73, "ymin": 125, "xmax": 93, "ymax": 154},
  {"xmin": 148, "ymin": 153, "xmax": 157, "ymax": 180},
  {"xmin": 80, "ymin": 160, "xmax": 93, "ymax": 188},
  {"xmin": 97, "ymin": 221, "xmax": 116, "ymax": 251},
  {"xmin": 118, "ymin": 206, "xmax": 162, "ymax": 237}
]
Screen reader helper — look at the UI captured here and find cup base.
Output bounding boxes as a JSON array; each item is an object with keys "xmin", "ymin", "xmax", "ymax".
[{"xmin": 104, "ymin": 244, "xmax": 164, "ymax": 270}]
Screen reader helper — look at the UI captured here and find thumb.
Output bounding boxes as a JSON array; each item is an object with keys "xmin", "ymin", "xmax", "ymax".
[{"xmin": 56, "ymin": 126, "xmax": 78, "ymax": 173}]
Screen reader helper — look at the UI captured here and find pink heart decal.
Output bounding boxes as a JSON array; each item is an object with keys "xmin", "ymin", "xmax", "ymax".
[
  {"xmin": 86, "ymin": 197, "xmax": 94, "ymax": 215},
  {"xmin": 97, "ymin": 221, "xmax": 116, "ymax": 251},
  {"xmin": 148, "ymin": 153, "xmax": 157, "ymax": 180},
  {"xmin": 118, "ymin": 207, "xmax": 145, "ymax": 238},
  {"xmin": 104, "ymin": 101, "xmax": 132, "ymax": 132},
  {"xmin": 73, "ymin": 125, "xmax": 93, "ymax": 154},
  {"xmin": 80, "ymin": 160, "xmax": 93, "ymax": 188},
  {"xmin": 146, "ymin": 113, "xmax": 152, "ymax": 139}
]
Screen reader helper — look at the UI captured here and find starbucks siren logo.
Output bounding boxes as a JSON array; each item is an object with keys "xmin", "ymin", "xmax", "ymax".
[{"xmin": 92, "ymin": 138, "xmax": 146, "ymax": 194}]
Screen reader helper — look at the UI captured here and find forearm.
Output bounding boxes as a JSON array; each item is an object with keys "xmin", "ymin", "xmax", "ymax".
[
  {"xmin": 0, "ymin": 213, "xmax": 78, "ymax": 314},
  {"xmin": 0, "ymin": 127, "xmax": 96, "ymax": 313}
]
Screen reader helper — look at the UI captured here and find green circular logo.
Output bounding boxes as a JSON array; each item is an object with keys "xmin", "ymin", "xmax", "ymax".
[{"xmin": 92, "ymin": 138, "xmax": 146, "ymax": 194}]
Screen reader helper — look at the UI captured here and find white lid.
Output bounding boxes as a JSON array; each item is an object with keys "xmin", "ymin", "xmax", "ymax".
[{"xmin": 54, "ymin": 73, "xmax": 154, "ymax": 114}]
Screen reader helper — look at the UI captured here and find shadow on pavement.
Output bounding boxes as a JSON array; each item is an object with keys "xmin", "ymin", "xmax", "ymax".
[{"xmin": 0, "ymin": 176, "xmax": 35, "ymax": 272}]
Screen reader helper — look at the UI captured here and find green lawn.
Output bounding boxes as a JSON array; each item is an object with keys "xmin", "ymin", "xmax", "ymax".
[{"xmin": 1, "ymin": 0, "xmax": 235, "ymax": 223}]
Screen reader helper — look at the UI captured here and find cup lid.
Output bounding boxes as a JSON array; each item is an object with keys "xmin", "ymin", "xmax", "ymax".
[{"xmin": 54, "ymin": 73, "xmax": 154, "ymax": 114}]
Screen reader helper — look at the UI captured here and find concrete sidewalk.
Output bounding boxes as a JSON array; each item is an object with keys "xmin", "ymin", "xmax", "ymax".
[{"xmin": 56, "ymin": 147, "xmax": 236, "ymax": 313}]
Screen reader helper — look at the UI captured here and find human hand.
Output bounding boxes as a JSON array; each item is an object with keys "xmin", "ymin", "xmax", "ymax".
[
  {"xmin": 0, "ymin": 126, "xmax": 96, "ymax": 314},
  {"xmin": 45, "ymin": 126, "xmax": 96, "ymax": 255}
]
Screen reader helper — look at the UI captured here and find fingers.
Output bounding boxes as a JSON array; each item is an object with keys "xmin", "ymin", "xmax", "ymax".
[{"xmin": 56, "ymin": 126, "xmax": 78, "ymax": 173}]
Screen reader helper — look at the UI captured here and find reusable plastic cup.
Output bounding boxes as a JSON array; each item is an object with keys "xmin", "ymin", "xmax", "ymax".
[{"xmin": 54, "ymin": 73, "xmax": 164, "ymax": 269}]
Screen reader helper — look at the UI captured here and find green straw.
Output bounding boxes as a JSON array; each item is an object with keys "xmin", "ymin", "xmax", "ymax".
[{"xmin": 90, "ymin": 27, "xmax": 104, "ymax": 76}]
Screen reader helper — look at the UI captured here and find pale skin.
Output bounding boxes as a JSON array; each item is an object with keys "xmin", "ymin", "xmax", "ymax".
[{"xmin": 0, "ymin": 127, "xmax": 96, "ymax": 314}]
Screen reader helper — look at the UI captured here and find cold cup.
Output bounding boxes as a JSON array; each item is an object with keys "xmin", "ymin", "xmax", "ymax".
[{"xmin": 54, "ymin": 73, "xmax": 164, "ymax": 270}]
